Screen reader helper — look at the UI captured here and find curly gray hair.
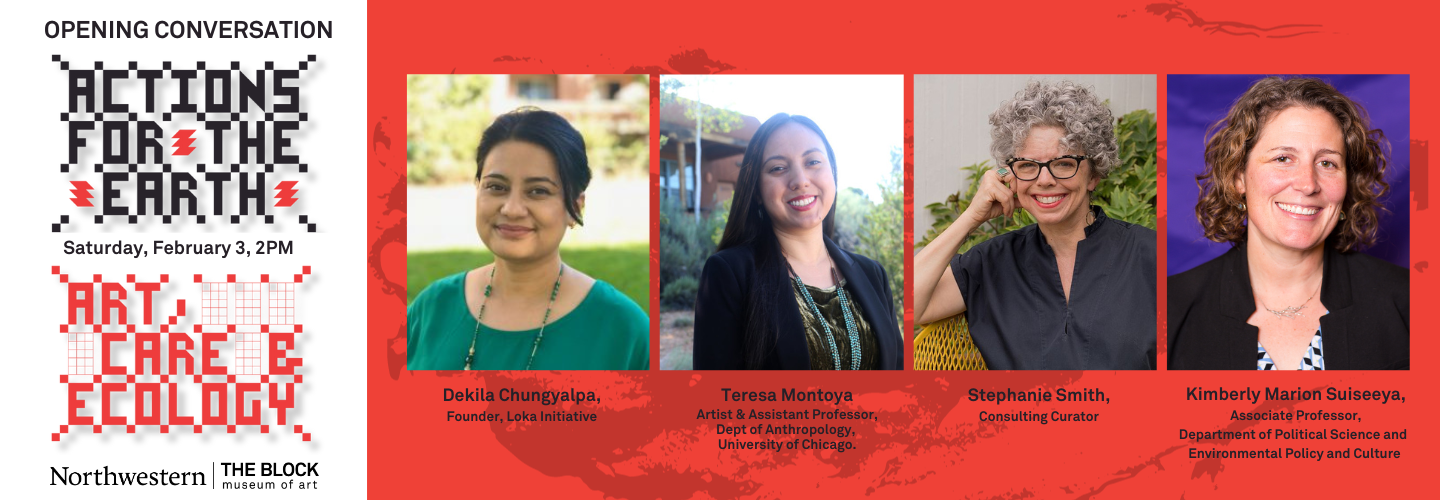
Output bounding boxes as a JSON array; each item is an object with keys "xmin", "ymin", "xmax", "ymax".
[{"xmin": 989, "ymin": 80, "xmax": 1119, "ymax": 178}]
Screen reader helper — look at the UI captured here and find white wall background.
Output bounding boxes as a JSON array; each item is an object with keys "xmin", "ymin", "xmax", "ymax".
[{"xmin": 913, "ymin": 75, "xmax": 1157, "ymax": 240}]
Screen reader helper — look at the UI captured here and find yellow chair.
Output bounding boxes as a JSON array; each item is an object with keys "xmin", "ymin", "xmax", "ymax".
[{"xmin": 913, "ymin": 314, "xmax": 988, "ymax": 370}]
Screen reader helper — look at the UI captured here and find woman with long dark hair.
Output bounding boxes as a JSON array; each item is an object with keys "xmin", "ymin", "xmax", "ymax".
[{"xmin": 692, "ymin": 113, "xmax": 902, "ymax": 370}]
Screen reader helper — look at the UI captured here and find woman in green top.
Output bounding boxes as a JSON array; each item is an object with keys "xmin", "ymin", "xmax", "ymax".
[{"xmin": 407, "ymin": 108, "xmax": 650, "ymax": 370}]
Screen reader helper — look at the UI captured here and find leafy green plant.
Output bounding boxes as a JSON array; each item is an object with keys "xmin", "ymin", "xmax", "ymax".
[
  {"xmin": 661, "ymin": 275, "xmax": 699, "ymax": 307},
  {"xmin": 1095, "ymin": 109, "xmax": 1158, "ymax": 229},
  {"xmin": 916, "ymin": 109, "xmax": 1157, "ymax": 253},
  {"xmin": 915, "ymin": 160, "xmax": 1037, "ymax": 253},
  {"xmin": 671, "ymin": 315, "xmax": 695, "ymax": 328},
  {"xmin": 660, "ymin": 197, "xmax": 722, "ymax": 309},
  {"xmin": 709, "ymin": 195, "xmax": 732, "ymax": 247}
]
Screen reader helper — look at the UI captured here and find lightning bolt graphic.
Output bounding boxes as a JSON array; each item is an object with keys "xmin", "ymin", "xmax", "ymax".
[
  {"xmin": 69, "ymin": 181, "xmax": 95, "ymax": 207},
  {"xmin": 171, "ymin": 129, "xmax": 197, "ymax": 156},
  {"xmin": 275, "ymin": 181, "xmax": 299, "ymax": 207}
]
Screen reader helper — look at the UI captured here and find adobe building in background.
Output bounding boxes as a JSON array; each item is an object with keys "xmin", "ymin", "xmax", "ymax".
[{"xmin": 658, "ymin": 99, "xmax": 759, "ymax": 216}]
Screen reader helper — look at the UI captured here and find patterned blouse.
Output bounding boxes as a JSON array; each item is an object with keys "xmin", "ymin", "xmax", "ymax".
[
  {"xmin": 790, "ymin": 279, "xmax": 878, "ymax": 370},
  {"xmin": 1257, "ymin": 328, "xmax": 1325, "ymax": 370}
]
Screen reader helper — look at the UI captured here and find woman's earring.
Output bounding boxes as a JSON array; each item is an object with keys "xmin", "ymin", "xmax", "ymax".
[
  {"xmin": 1236, "ymin": 202, "xmax": 1246, "ymax": 211},
  {"xmin": 1339, "ymin": 211, "xmax": 1346, "ymax": 221}
]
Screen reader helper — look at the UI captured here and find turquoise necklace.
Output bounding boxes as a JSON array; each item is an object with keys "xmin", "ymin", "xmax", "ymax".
[
  {"xmin": 463, "ymin": 263, "xmax": 565, "ymax": 370},
  {"xmin": 785, "ymin": 256, "xmax": 862, "ymax": 370}
]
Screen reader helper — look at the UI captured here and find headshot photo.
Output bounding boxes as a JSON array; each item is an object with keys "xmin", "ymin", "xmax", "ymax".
[
  {"xmin": 404, "ymin": 75, "xmax": 651, "ymax": 370},
  {"xmin": 1167, "ymin": 75, "xmax": 1410, "ymax": 370},
  {"xmin": 912, "ymin": 75, "xmax": 1158, "ymax": 370},
  {"xmin": 658, "ymin": 75, "xmax": 904, "ymax": 370}
]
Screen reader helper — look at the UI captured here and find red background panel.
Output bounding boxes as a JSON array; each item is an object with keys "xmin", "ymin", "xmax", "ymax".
[{"xmin": 368, "ymin": 1, "xmax": 1431, "ymax": 497}]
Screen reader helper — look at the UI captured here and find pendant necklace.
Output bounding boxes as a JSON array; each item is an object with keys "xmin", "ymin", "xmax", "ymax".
[
  {"xmin": 784, "ymin": 253, "xmax": 862, "ymax": 370},
  {"xmin": 1260, "ymin": 279, "xmax": 1319, "ymax": 320},
  {"xmin": 463, "ymin": 263, "xmax": 565, "ymax": 370}
]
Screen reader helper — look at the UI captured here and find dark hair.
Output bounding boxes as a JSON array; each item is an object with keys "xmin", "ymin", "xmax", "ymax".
[
  {"xmin": 716, "ymin": 113, "xmax": 837, "ymax": 369},
  {"xmin": 475, "ymin": 107, "xmax": 591, "ymax": 225},
  {"xmin": 1196, "ymin": 77, "xmax": 1390, "ymax": 252}
]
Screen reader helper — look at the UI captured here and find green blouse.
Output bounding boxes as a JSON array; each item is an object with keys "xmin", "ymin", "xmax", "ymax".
[
  {"xmin": 407, "ymin": 271, "xmax": 650, "ymax": 370},
  {"xmin": 791, "ymin": 279, "xmax": 878, "ymax": 370}
]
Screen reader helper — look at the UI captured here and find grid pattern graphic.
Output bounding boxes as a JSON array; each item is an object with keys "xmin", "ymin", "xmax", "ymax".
[
  {"xmin": 235, "ymin": 332, "xmax": 262, "ymax": 374},
  {"xmin": 236, "ymin": 283, "xmax": 261, "ymax": 324},
  {"xmin": 67, "ymin": 332, "xmax": 94, "ymax": 374},
  {"xmin": 269, "ymin": 283, "xmax": 295, "ymax": 324},
  {"xmin": 202, "ymin": 282, "xmax": 227, "ymax": 324}
]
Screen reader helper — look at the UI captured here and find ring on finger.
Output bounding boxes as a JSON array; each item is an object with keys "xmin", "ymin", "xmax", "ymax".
[{"xmin": 996, "ymin": 167, "xmax": 1009, "ymax": 177}]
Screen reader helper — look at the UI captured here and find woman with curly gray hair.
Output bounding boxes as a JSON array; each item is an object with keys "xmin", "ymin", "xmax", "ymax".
[{"xmin": 914, "ymin": 80, "xmax": 1156, "ymax": 369}]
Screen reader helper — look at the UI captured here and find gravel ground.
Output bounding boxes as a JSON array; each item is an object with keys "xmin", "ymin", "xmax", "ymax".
[{"xmin": 659, "ymin": 310, "xmax": 694, "ymax": 370}]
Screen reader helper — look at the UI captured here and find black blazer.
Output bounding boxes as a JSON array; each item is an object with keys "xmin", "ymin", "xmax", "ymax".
[
  {"xmin": 692, "ymin": 237, "xmax": 903, "ymax": 370},
  {"xmin": 1167, "ymin": 242, "xmax": 1409, "ymax": 370}
]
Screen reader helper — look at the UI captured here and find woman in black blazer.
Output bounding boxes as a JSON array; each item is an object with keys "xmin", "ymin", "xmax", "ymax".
[
  {"xmin": 692, "ymin": 114, "xmax": 902, "ymax": 370},
  {"xmin": 1168, "ymin": 77, "xmax": 1409, "ymax": 370},
  {"xmin": 1168, "ymin": 242, "xmax": 1408, "ymax": 369}
]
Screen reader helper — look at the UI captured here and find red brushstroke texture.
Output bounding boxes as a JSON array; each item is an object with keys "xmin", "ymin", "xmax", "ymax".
[
  {"xmin": 1142, "ymin": 1, "xmax": 1324, "ymax": 38},
  {"xmin": 1414, "ymin": 140, "xmax": 1428, "ymax": 211},
  {"xmin": 649, "ymin": 76, "xmax": 662, "ymax": 371},
  {"xmin": 370, "ymin": 1, "xmax": 1433, "ymax": 497}
]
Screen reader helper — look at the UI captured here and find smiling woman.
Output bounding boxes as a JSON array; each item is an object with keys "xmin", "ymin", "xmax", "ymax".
[
  {"xmin": 913, "ymin": 80, "xmax": 1157, "ymax": 370},
  {"xmin": 1168, "ymin": 77, "xmax": 1408, "ymax": 370},
  {"xmin": 406, "ymin": 108, "xmax": 649, "ymax": 370},
  {"xmin": 692, "ymin": 114, "xmax": 903, "ymax": 370}
]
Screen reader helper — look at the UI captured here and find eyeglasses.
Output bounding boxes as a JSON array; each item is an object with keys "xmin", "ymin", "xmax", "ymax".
[{"xmin": 1005, "ymin": 155, "xmax": 1087, "ymax": 181}]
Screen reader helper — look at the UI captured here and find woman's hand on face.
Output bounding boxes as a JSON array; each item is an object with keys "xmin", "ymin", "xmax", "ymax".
[
  {"xmin": 917, "ymin": 168, "xmax": 1012, "ymax": 324},
  {"xmin": 960, "ymin": 169, "xmax": 1016, "ymax": 227}
]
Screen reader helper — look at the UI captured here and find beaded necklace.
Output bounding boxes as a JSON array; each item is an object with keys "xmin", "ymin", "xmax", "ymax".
[
  {"xmin": 784, "ymin": 256, "xmax": 862, "ymax": 370},
  {"xmin": 463, "ymin": 263, "xmax": 565, "ymax": 370}
]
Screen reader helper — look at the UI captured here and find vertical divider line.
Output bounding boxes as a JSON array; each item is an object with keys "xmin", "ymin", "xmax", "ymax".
[
  {"xmin": 903, "ymin": 73, "xmax": 915, "ymax": 370},
  {"xmin": 649, "ymin": 73, "xmax": 661, "ymax": 371}
]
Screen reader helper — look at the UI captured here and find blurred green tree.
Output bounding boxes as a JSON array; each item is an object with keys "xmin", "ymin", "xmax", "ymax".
[
  {"xmin": 405, "ymin": 75, "xmax": 492, "ymax": 184},
  {"xmin": 834, "ymin": 187, "xmax": 872, "ymax": 253},
  {"xmin": 857, "ymin": 147, "xmax": 906, "ymax": 326}
]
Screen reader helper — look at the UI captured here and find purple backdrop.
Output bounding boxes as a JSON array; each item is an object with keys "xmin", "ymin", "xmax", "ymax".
[{"xmin": 1166, "ymin": 74, "xmax": 1410, "ymax": 276}]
